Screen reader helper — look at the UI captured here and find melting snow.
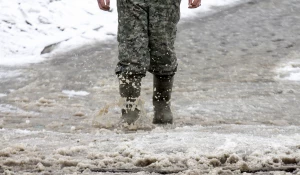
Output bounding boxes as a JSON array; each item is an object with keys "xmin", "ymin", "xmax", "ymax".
[
  {"xmin": 62, "ymin": 90, "xmax": 90, "ymax": 97},
  {"xmin": 0, "ymin": 125, "xmax": 299, "ymax": 174},
  {"xmin": 276, "ymin": 60, "xmax": 300, "ymax": 81},
  {"xmin": 0, "ymin": 70, "xmax": 22, "ymax": 79},
  {"xmin": 0, "ymin": 104, "xmax": 38, "ymax": 116},
  {"xmin": 0, "ymin": 93, "xmax": 7, "ymax": 98},
  {"xmin": 0, "ymin": 0, "xmax": 244, "ymax": 66}
]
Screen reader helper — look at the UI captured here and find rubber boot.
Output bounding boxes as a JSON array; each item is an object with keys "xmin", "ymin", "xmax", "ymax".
[
  {"xmin": 153, "ymin": 75, "xmax": 174, "ymax": 124},
  {"xmin": 119, "ymin": 75, "xmax": 142, "ymax": 125}
]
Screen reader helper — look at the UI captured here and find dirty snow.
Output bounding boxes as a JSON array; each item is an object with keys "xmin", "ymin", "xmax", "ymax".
[
  {"xmin": 0, "ymin": 125, "xmax": 300, "ymax": 174},
  {"xmin": 0, "ymin": 0, "xmax": 243, "ymax": 66}
]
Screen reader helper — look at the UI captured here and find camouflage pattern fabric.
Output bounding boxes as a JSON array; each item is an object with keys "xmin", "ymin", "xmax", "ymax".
[{"xmin": 115, "ymin": 0, "xmax": 181, "ymax": 77}]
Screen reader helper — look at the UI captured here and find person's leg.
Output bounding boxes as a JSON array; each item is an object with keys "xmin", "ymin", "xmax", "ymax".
[
  {"xmin": 148, "ymin": 0, "xmax": 181, "ymax": 76},
  {"xmin": 116, "ymin": 0, "xmax": 150, "ymax": 77},
  {"xmin": 118, "ymin": 74, "xmax": 142, "ymax": 124},
  {"xmin": 148, "ymin": 0, "xmax": 181, "ymax": 124},
  {"xmin": 116, "ymin": 0, "xmax": 149, "ymax": 124},
  {"xmin": 152, "ymin": 74, "xmax": 174, "ymax": 124}
]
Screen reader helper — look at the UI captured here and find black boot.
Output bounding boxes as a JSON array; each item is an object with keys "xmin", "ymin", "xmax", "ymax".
[
  {"xmin": 153, "ymin": 74, "xmax": 174, "ymax": 124},
  {"xmin": 119, "ymin": 75, "xmax": 142, "ymax": 125}
]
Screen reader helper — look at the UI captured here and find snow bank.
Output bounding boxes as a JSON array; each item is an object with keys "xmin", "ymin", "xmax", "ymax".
[
  {"xmin": 0, "ymin": 0, "xmax": 117, "ymax": 66},
  {"xmin": 1, "ymin": 125, "xmax": 300, "ymax": 174},
  {"xmin": 0, "ymin": 0, "xmax": 243, "ymax": 67}
]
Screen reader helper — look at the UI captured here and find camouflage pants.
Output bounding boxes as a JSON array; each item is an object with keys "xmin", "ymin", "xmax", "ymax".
[{"xmin": 115, "ymin": 0, "xmax": 181, "ymax": 77}]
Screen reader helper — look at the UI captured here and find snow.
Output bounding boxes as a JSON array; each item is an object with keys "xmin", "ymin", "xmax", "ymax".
[
  {"xmin": 0, "ymin": 0, "xmax": 117, "ymax": 66},
  {"xmin": 0, "ymin": 125, "xmax": 299, "ymax": 174},
  {"xmin": 276, "ymin": 60, "xmax": 300, "ymax": 81},
  {"xmin": 180, "ymin": 0, "xmax": 241, "ymax": 17},
  {"xmin": 13, "ymin": 129, "xmax": 39, "ymax": 134},
  {"xmin": 62, "ymin": 90, "xmax": 90, "ymax": 97},
  {"xmin": 0, "ymin": 0, "xmax": 242, "ymax": 67},
  {"xmin": 1, "ymin": 0, "xmax": 300, "ymax": 174},
  {"xmin": 0, "ymin": 104, "xmax": 38, "ymax": 116},
  {"xmin": 0, "ymin": 70, "xmax": 21, "ymax": 79},
  {"xmin": 0, "ymin": 93, "xmax": 7, "ymax": 98}
]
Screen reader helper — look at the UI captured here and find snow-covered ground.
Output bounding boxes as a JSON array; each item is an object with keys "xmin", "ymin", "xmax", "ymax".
[
  {"xmin": 1, "ymin": 125, "xmax": 300, "ymax": 174},
  {"xmin": 2, "ymin": 0, "xmax": 299, "ymax": 80},
  {"xmin": 0, "ymin": 0, "xmax": 241, "ymax": 66},
  {"xmin": 1, "ymin": 0, "xmax": 300, "ymax": 174}
]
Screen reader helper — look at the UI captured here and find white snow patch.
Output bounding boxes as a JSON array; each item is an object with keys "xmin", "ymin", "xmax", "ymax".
[
  {"xmin": 0, "ymin": 55, "xmax": 46, "ymax": 67},
  {"xmin": 276, "ymin": 60, "xmax": 300, "ymax": 81},
  {"xmin": 14, "ymin": 129, "xmax": 39, "ymax": 135},
  {"xmin": 180, "ymin": 0, "xmax": 241, "ymax": 18},
  {"xmin": 0, "ymin": 94, "xmax": 7, "ymax": 98},
  {"xmin": 216, "ymin": 138, "xmax": 238, "ymax": 151},
  {"xmin": 62, "ymin": 90, "xmax": 90, "ymax": 97},
  {"xmin": 0, "ymin": 104, "xmax": 38, "ymax": 116},
  {"xmin": 0, "ymin": 104, "xmax": 24, "ymax": 113},
  {"xmin": 0, "ymin": 70, "xmax": 22, "ymax": 79},
  {"xmin": 0, "ymin": 0, "xmax": 245, "ymax": 67},
  {"xmin": 0, "ymin": 0, "xmax": 117, "ymax": 66},
  {"xmin": 25, "ymin": 119, "xmax": 30, "ymax": 124}
]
